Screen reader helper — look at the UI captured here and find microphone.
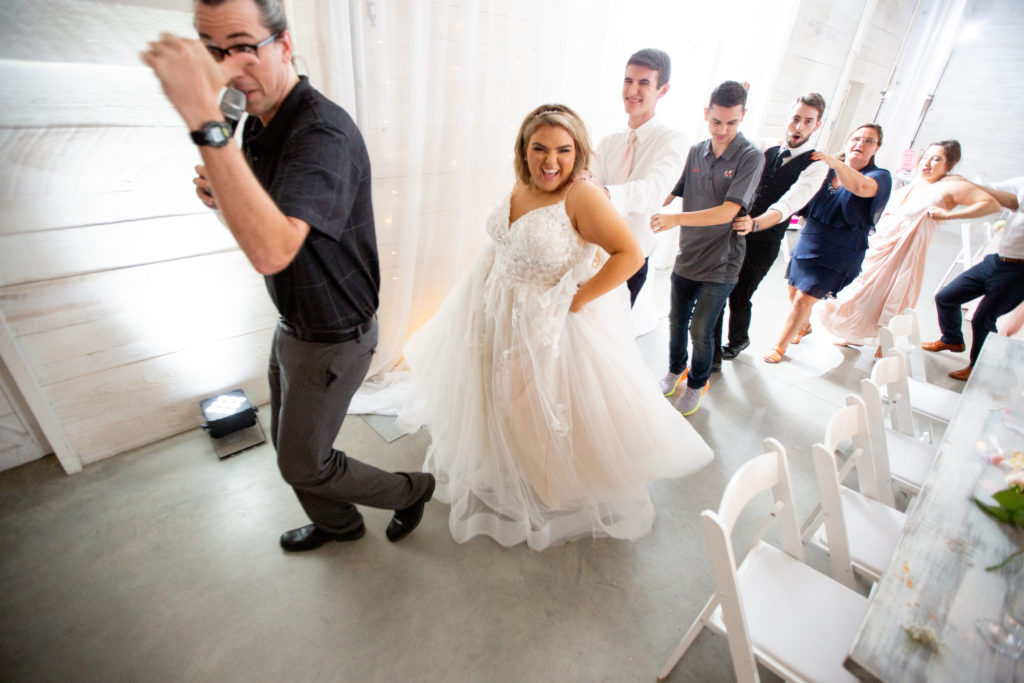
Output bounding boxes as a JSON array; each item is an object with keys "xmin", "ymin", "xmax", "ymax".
[
  {"xmin": 219, "ymin": 87, "xmax": 246, "ymax": 135},
  {"xmin": 201, "ymin": 88, "xmax": 247, "ymax": 199},
  {"xmin": 198, "ymin": 88, "xmax": 246, "ymax": 200}
]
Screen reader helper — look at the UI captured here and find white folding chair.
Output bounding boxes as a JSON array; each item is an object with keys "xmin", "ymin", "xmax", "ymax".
[
  {"xmin": 659, "ymin": 438, "xmax": 868, "ymax": 683},
  {"xmin": 862, "ymin": 354, "xmax": 938, "ymax": 495},
  {"xmin": 879, "ymin": 312, "xmax": 960, "ymax": 424},
  {"xmin": 878, "ymin": 308, "xmax": 925, "ymax": 380},
  {"xmin": 805, "ymin": 398, "xmax": 907, "ymax": 587}
]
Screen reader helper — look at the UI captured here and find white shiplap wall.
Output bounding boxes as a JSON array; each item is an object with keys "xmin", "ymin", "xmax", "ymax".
[{"xmin": 0, "ymin": 0, "xmax": 277, "ymax": 469}]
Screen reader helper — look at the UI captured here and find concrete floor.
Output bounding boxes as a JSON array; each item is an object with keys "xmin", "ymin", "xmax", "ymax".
[{"xmin": 0, "ymin": 224, "xmax": 972, "ymax": 682}]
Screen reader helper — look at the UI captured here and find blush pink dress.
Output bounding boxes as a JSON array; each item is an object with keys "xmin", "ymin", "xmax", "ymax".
[{"xmin": 819, "ymin": 181, "xmax": 946, "ymax": 345}]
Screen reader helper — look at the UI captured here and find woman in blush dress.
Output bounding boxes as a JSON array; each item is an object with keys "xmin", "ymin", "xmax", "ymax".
[
  {"xmin": 398, "ymin": 104, "xmax": 713, "ymax": 551},
  {"xmin": 764, "ymin": 124, "xmax": 892, "ymax": 363},
  {"xmin": 819, "ymin": 140, "xmax": 999, "ymax": 354}
]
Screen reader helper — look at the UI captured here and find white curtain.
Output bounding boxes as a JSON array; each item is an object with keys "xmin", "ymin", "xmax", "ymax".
[
  {"xmin": 873, "ymin": 0, "xmax": 969, "ymax": 173},
  {"xmin": 310, "ymin": 0, "xmax": 798, "ymax": 378}
]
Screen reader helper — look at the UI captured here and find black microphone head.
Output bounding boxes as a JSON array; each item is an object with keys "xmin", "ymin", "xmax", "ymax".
[{"xmin": 219, "ymin": 88, "xmax": 247, "ymax": 134}]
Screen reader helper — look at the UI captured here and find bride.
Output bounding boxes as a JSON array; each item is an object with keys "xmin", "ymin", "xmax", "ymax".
[
  {"xmin": 398, "ymin": 104, "xmax": 713, "ymax": 550},
  {"xmin": 819, "ymin": 140, "xmax": 999, "ymax": 350}
]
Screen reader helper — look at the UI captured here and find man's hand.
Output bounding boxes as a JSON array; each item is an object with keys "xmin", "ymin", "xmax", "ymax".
[
  {"xmin": 650, "ymin": 213, "xmax": 680, "ymax": 233},
  {"xmin": 141, "ymin": 33, "xmax": 235, "ymax": 129},
  {"xmin": 732, "ymin": 214, "xmax": 754, "ymax": 235},
  {"xmin": 194, "ymin": 165, "xmax": 218, "ymax": 209},
  {"xmin": 574, "ymin": 170, "xmax": 610, "ymax": 198}
]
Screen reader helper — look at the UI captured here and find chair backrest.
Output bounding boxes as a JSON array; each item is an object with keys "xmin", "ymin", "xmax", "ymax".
[
  {"xmin": 879, "ymin": 309, "xmax": 925, "ymax": 380},
  {"xmin": 846, "ymin": 393, "xmax": 896, "ymax": 506},
  {"xmin": 821, "ymin": 395, "xmax": 887, "ymax": 504},
  {"xmin": 865, "ymin": 353, "xmax": 916, "ymax": 436},
  {"xmin": 812, "ymin": 398, "xmax": 893, "ymax": 588},
  {"xmin": 702, "ymin": 438, "xmax": 804, "ymax": 682}
]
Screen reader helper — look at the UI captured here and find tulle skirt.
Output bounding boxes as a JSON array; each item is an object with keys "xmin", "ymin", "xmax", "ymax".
[{"xmin": 398, "ymin": 248, "xmax": 713, "ymax": 550}]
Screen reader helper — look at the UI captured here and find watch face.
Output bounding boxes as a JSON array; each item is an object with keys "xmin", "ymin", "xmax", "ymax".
[{"xmin": 195, "ymin": 121, "xmax": 232, "ymax": 147}]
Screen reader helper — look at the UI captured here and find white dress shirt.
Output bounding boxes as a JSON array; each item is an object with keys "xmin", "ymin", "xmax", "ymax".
[
  {"xmin": 595, "ymin": 116, "xmax": 687, "ymax": 255},
  {"xmin": 752, "ymin": 136, "xmax": 829, "ymax": 224},
  {"xmin": 991, "ymin": 177, "xmax": 1024, "ymax": 259}
]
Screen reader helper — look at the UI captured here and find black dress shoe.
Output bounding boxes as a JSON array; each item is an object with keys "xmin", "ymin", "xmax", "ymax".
[
  {"xmin": 280, "ymin": 522, "xmax": 365, "ymax": 552},
  {"xmin": 721, "ymin": 340, "xmax": 750, "ymax": 360},
  {"xmin": 387, "ymin": 474, "xmax": 436, "ymax": 542},
  {"xmin": 711, "ymin": 355, "xmax": 723, "ymax": 372}
]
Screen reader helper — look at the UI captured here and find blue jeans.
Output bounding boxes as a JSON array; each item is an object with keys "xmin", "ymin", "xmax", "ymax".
[
  {"xmin": 935, "ymin": 254, "xmax": 1024, "ymax": 365},
  {"xmin": 669, "ymin": 274, "xmax": 735, "ymax": 387}
]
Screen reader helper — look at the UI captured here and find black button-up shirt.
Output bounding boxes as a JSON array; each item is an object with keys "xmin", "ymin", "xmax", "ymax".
[{"xmin": 243, "ymin": 76, "xmax": 380, "ymax": 330}]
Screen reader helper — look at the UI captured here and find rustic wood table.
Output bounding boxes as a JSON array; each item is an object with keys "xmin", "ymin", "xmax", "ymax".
[{"xmin": 846, "ymin": 334, "xmax": 1024, "ymax": 682}]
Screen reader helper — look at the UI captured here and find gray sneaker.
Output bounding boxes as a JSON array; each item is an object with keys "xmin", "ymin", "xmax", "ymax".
[
  {"xmin": 660, "ymin": 369, "xmax": 687, "ymax": 396},
  {"xmin": 675, "ymin": 381, "xmax": 709, "ymax": 416}
]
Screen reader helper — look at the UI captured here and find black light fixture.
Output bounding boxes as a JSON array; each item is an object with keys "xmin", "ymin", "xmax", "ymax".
[{"xmin": 199, "ymin": 389, "xmax": 265, "ymax": 458}]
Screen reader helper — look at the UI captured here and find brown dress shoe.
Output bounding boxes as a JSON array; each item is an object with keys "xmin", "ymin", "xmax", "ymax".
[
  {"xmin": 948, "ymin": 366, "xmax": 972, "ymax": 381},
  {"xmin": 921, "ymin": 339, "xmax": 966, "ymax": 353}
]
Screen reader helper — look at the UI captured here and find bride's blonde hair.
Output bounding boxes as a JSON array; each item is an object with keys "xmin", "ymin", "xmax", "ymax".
[{"xmin": 513, "ymin": 104, "xmax": 594, "ymax": 186}]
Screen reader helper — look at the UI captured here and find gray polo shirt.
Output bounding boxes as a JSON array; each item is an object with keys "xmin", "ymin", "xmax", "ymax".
[{"xmin": 670, "ymin": 132, "xmax": 764, "ymax": 283}]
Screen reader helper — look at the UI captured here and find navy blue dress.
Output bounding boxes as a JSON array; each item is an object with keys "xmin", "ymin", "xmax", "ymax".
[{"xmin": 787, "ymin": 161, "xmax": 892, "ymax": 299}]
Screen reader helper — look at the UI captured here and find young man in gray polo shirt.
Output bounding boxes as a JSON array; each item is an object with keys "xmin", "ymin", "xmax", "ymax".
[{"xmin": 651, "ymin": 81, "xmax": 763, "ymax": 415}]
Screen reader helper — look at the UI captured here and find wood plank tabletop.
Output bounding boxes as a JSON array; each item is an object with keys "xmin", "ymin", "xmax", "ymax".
[{"xmin": 846, "ymin": 334, "xmax": 1024, "ymax": 682}]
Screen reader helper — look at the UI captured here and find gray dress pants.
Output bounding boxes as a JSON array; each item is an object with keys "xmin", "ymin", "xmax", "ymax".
[{"xmin": 268, "ymin": 320, "xmax": 425, "ymax": 534}]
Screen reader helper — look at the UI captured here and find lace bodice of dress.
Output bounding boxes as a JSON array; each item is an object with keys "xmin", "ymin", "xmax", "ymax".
[{"xmin": 485, "ymin": 194, "xmax": 594, "ymax": 287}]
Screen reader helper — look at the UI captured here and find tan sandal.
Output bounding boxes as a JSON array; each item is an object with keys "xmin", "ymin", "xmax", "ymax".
[
  {"xmin": 791, "ymin": 325, "xmax": 812, "ymax": 344},
  {"xmin": 763, "ymin": 346, "xmax": 785, "ymax": 364}
]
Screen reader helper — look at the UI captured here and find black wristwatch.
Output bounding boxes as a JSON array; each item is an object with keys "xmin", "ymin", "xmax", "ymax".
[{"xmin": 190, "ymin": 121, "xmax": 233, "ymax": 148}]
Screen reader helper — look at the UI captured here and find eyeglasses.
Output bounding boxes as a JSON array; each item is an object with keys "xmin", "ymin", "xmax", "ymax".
[
  {"xmin": 205, "ymin": 33, "xmax": 279, "ymax": 62},
  {"xmin": 849, "ymin": 136, "xmax": 880, "ymax": 146}
]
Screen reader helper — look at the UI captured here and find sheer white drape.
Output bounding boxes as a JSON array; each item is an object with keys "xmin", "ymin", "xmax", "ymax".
[
  {"xmin": 873, "ymin": 0, "xmax": 969, "ymax": 173},
  {"xmin": 310, "ymin": 0, "xmax": 798, "ymax": 378}
]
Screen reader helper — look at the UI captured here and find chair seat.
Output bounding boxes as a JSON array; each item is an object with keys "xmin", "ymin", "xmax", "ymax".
[
  {"xmin": 885, "ymin": 429, "xmax": 937, "ymax": 490},
  {"xmin": 906, "ymin": 378, "xmax": 960, "ymax": 422},
  {"xmin": 708, "ymin": 541, "xmax": 867, "ymax": 683},
  {"xmin": 813, "ymin": 488, "xmax": 906, "ymax": 580}
]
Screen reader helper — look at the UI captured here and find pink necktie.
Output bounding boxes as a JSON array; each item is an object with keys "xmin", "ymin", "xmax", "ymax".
[{"xmin": 615, "ymin": 130, "xmax": 637, "ymax": 184}]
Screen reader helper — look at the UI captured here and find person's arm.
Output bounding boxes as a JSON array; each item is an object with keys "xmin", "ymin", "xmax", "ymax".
[
  {"xmin": 652, "ymin": 202, "xmax": 744, "ymax": 231},
  {"xmin": 733, "ymin": 160, "xmax": 828, "ymax": 235},
  {"xmin": 655, "ymin": 143, "xmax": 764, "ymax": 232},
  {"xmin": 811, "ymin": 151, "xmax": 879, "ymax": 197},
  {"xmin": 603, "ymin": 130, "xmax": 687, "ymax": 216},
  {"xmin": 961, "ymin": 179, "xmax": 1021, "ymax": 212},
  {"xmin": 142, "ymin": 32, "xmax": 308, "ymax": 275},
  {"xmin": 927, "ymin": 180, "xmax": 1001, "ymax": 221},
  {"xmin": 197, "ymin": 143, "xmax": 311, "ymax": 274},
  {"xmin": 565, "ymin": 181, "xmax": 644, "ymax": 312}
]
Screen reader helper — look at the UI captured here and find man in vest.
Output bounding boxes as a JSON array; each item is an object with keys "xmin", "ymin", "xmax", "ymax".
[{"xmin": 716, "ymin": 93, "xmax": 829, "ymax": 363}]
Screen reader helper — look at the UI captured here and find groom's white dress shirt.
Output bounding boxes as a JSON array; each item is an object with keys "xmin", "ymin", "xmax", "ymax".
[{"xmin": 595, "ymin": 116, "xmax": 688, "ymax": 256}]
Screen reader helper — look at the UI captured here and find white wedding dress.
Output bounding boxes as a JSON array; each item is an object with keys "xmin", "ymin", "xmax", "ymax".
[{"xmin": 398, "ymin": 194, "xmax": 713, "ymax": 550}]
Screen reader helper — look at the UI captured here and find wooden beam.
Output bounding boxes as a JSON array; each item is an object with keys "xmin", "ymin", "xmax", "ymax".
[{"xmin": 0, "ymin": 309, "xmax": 81, "ymax": 474}]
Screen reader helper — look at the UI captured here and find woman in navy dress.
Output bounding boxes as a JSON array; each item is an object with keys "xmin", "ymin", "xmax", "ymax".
[{"xmin": 764, "ymin": 123, "xmax": 892, "ymax": 363}]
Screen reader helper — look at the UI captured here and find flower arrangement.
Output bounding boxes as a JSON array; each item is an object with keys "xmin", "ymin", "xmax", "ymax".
[{"xmin": 975, "ymin": 447, "xmax": 1024, "ymax": 570}]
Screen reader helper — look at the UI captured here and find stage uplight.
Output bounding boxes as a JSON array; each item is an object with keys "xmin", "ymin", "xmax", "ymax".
[{"xmin": 199, "ymin": 389, "xmax": 265, "ymax": 458}]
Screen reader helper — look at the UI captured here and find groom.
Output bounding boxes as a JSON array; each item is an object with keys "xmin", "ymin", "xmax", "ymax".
[{"xmin": 593, "ymin": 48, "xmax": 687, "ymax": 306}]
